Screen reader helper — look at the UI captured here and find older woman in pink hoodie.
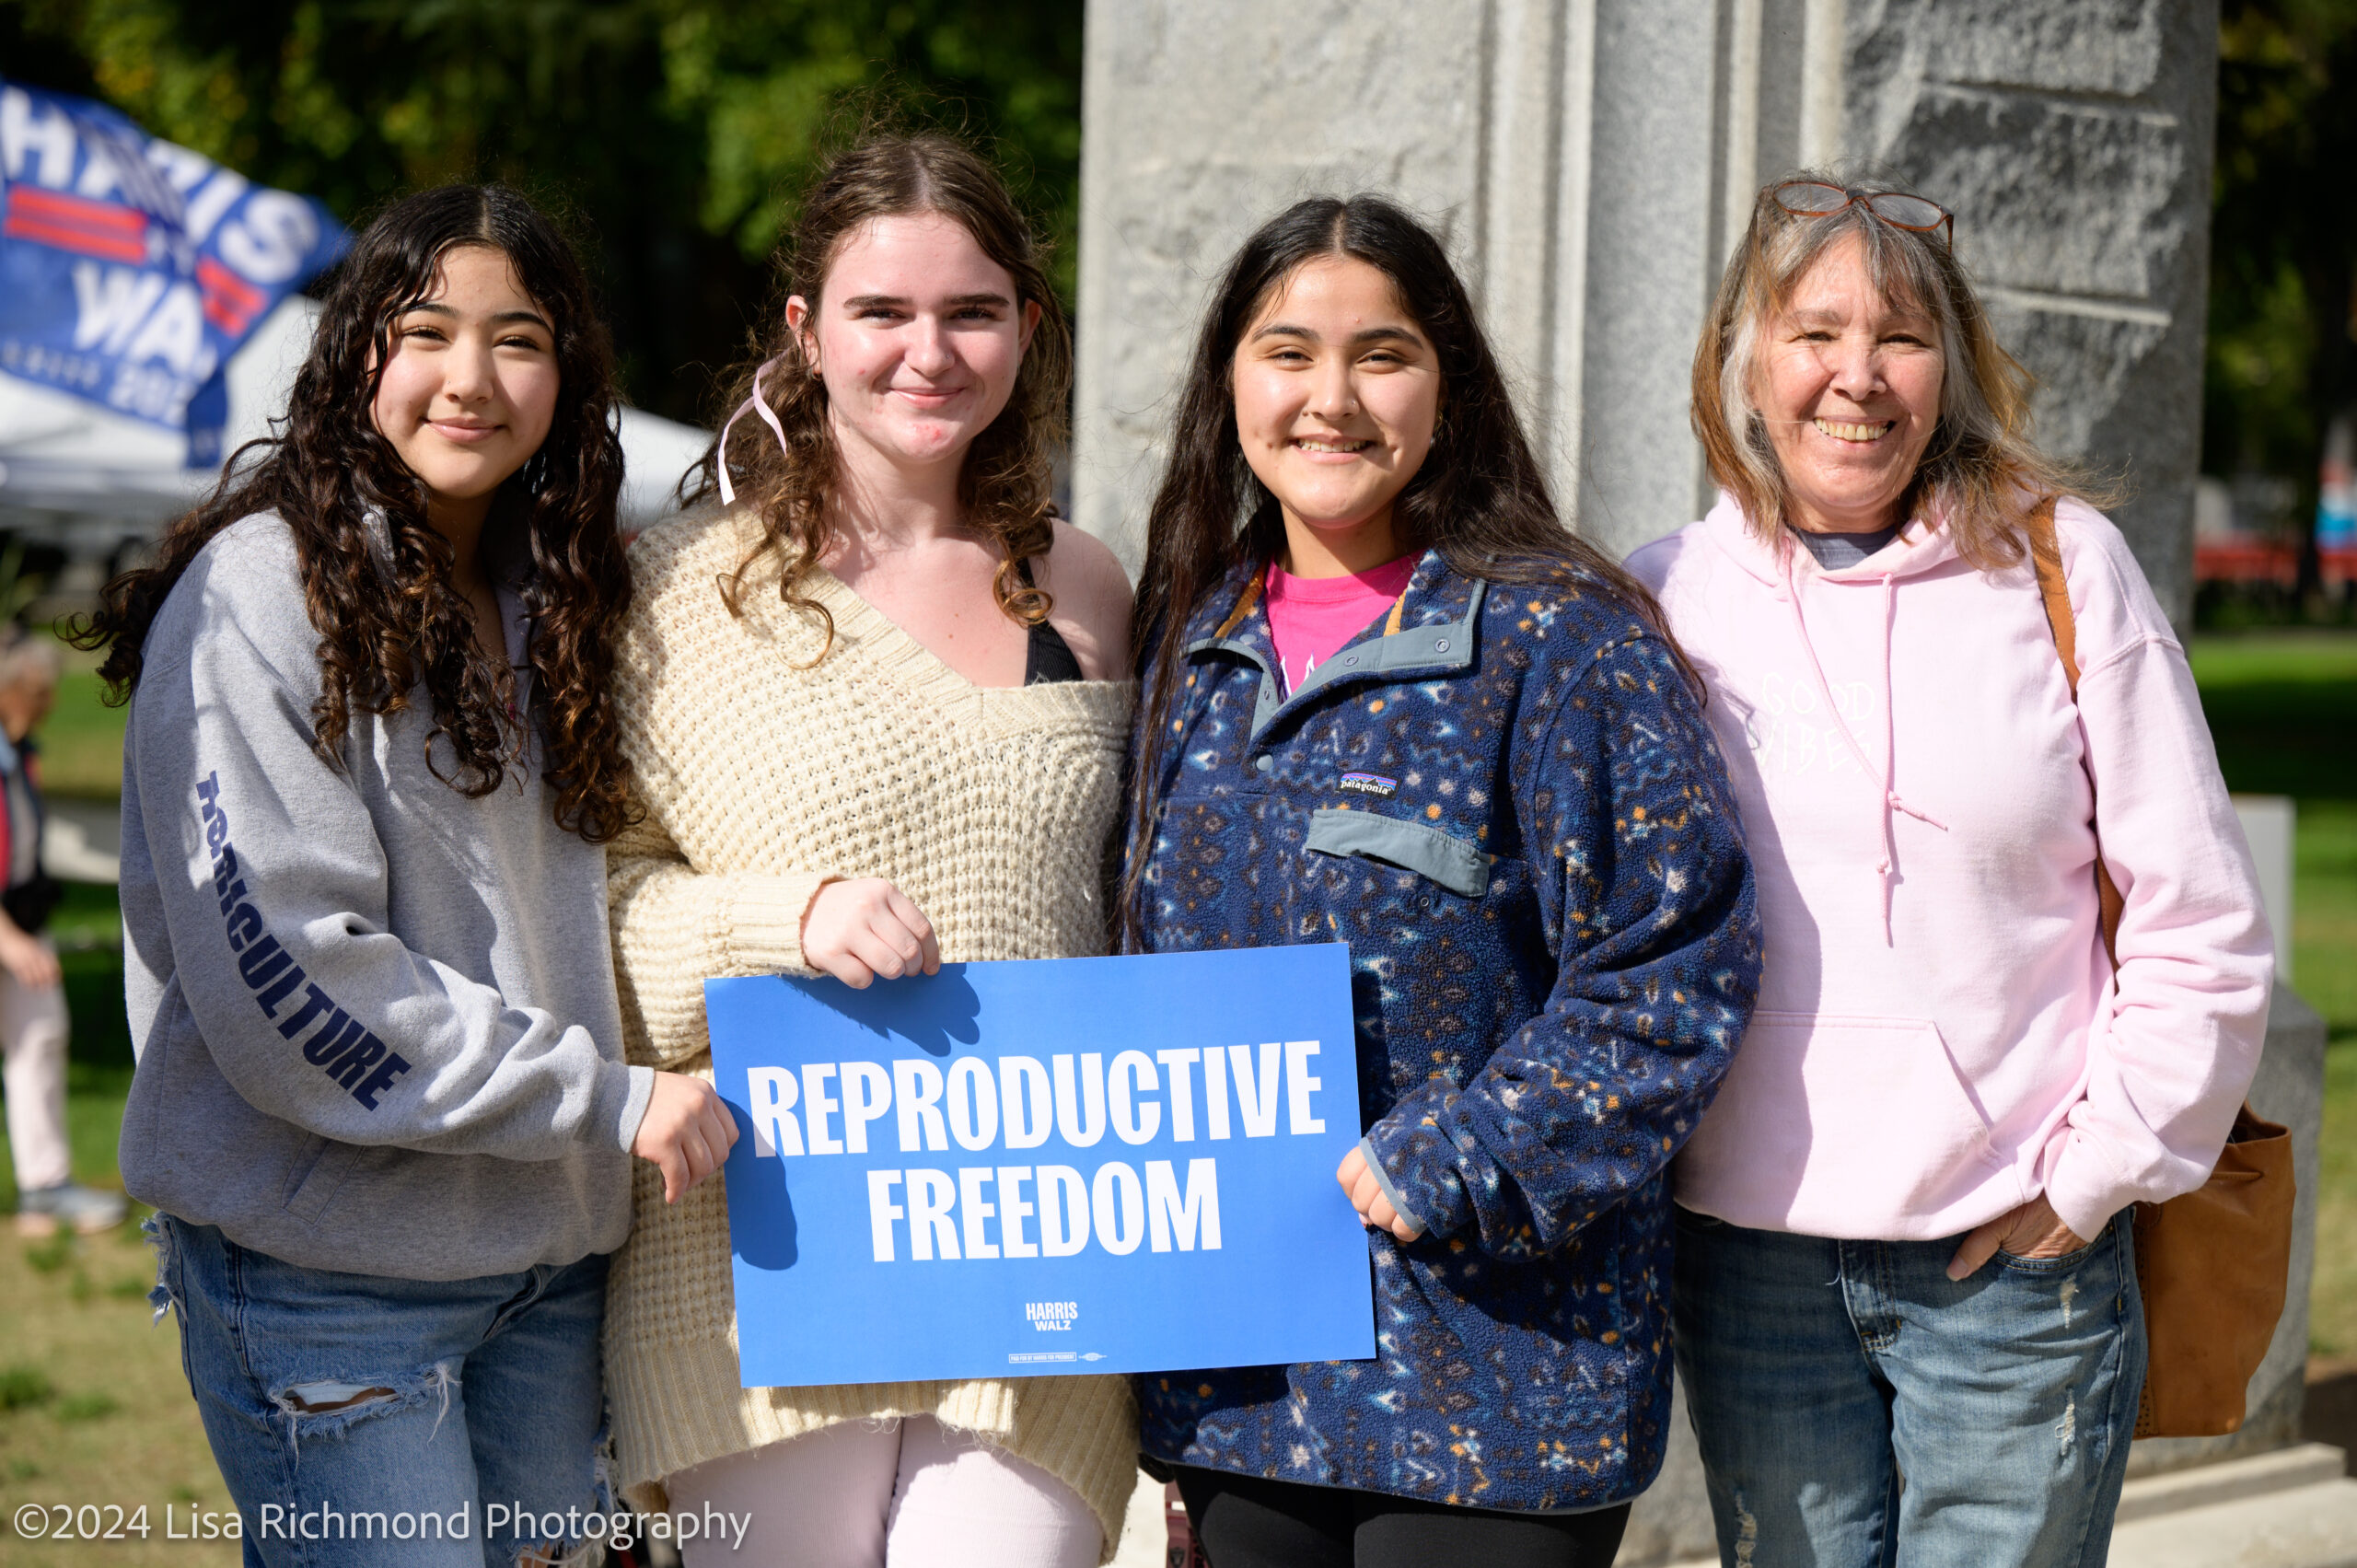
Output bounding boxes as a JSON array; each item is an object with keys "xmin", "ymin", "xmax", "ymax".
[{"xmin": 1629, "ymin": 176, "xmax": 2272, "ymax": 1568}]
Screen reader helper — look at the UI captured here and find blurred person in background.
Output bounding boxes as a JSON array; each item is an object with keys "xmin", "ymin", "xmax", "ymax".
[{"xmin": 0, "ymin": 630, "xmax": 121, "ymax": 1237}]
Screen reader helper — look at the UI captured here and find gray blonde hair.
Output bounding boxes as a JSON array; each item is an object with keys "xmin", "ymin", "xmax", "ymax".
[
  {"xmin": 1690, "ymin": 169, "xmax": 2103, "ymax": 569},
  {"xmin": 0, "ymin": 633, "xmax": 61, "ymax": 692}
]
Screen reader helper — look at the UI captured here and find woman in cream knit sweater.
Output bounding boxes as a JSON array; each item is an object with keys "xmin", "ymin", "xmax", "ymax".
[{"xmin": 602, "ymin": 136, "xmax": 1138, "ymax": 1567}]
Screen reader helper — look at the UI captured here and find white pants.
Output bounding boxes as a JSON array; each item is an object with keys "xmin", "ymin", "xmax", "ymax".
[
  {"xmin": 0, "ymin": 958, "xmax": 68, "ymax": 1191},
  {"xmin": 668, "ymin": 1415, "xmax": 1101, "ymax": 1568}
]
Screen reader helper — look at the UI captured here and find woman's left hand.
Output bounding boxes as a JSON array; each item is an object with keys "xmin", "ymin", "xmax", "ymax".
[
  {"xmin": 1336, "ymin": 1145, "xmax": 1422, "ymax": 1243},
  {"xmin": 1946, "ymin": 1194, "xmax": 2087, "ymax": 1280}
]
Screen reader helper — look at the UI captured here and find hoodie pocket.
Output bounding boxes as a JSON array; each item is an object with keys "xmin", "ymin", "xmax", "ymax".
[
  {"xmin": 281, "ymin": 1136, "xmax": 358, "ymax": 1225},
  {"xmin": 1304, "ymin": 807, "xmax": 1490, "ymax": 898},
  {"xmin": 1676, "ymin": 1011, "xmax": 2001, "ymax": 1236}
]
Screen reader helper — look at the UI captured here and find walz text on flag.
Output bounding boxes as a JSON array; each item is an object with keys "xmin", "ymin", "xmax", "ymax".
[{"xmin": 0, "ymin": 80, "xmax": 348, "ymax": 464}]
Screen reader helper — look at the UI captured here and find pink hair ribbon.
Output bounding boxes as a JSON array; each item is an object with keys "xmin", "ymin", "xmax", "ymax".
[{"xmin": 715, "ymin": 354, "xmax": 792, "ymax": 506}]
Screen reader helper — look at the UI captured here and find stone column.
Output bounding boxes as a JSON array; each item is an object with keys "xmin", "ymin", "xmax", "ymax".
[
  {"xmin": 1074, "ymin": 0, "xmax": 2215, "ymax": 622},
  {"xmin": 1072, "ymin": 0, "xmax": 1779, "ymax": 568},
  {"xmin": 1839, "ymin": 0, "xmax": 2218, "ymax": 621}
]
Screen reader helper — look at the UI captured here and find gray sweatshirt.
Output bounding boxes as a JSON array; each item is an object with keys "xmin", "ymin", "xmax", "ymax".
[{"xmin": 118, "ymin": 516, "xmax": 654, "ymax": 1280}]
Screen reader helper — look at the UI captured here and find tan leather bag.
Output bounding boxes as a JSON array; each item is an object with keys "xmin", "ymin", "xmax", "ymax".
[{"xmin": 2026, "ymin": 497, "xmax": 2295, "ymax": 1439}]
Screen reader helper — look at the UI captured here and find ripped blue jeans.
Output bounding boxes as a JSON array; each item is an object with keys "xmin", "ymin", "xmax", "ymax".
[
  {"xmin": 152, "ymin": 1215, "xmax": 609, "ymax": 1568},
  {"xmin": 1672, "ymin": 1206, "xmax": 2145, "ymax": 1568}
]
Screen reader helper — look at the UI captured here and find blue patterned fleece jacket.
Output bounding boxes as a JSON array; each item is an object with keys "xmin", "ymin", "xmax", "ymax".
[{"xmin": 1126, "ymin": 550, "xmax": 1760, "ymax": 1513}]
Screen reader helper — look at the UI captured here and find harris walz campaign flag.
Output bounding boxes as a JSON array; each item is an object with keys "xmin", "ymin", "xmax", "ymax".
[{"xmin": 0, "ymin": 80, "xmax": 348, "ymax": 463}]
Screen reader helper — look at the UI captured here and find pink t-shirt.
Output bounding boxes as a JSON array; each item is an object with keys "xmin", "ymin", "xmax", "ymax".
[{"xmin": 1265, "ymin": 554, "xmax": 1420, "ymax": 695}]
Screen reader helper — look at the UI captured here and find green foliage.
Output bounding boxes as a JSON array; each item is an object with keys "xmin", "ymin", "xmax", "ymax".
[
  {"xmin": 2204, "ymin": 2, "xmax": 2357, "ymax": 503},
  {"xmin": 2186, "ymin": 633, "xmax": 2357, "ymax": 1040},
  {"xmin": 2187, "ymin": 632, "xmax": 2357, "ymax": 801},
  {"xmin": 656, "ymin": 5, "xmax": 1083, "ymax": 268},
  {"xmin": 0, "ymin": 0, "xmax": 1084, "ymax": 423}
]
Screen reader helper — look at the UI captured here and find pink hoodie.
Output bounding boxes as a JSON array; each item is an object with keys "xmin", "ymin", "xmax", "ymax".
[{"xmin": 1627, "ymin": 494, "xmax": 2272, "ymax": 1242}]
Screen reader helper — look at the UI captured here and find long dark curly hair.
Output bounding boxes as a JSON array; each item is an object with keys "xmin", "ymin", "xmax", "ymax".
[
  {"xmin": 75, "ymin": 184, "xmax": 636, "ymax": 843},
  {"xmin": 1121, "ymin": 195, "xmax": 1691, "ymax": 942},
  {"xmin": 686, "ymin": 133, "xmax": 1071, "ymax": 643}
]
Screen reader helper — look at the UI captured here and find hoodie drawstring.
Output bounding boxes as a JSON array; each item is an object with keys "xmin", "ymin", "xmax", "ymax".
[{"xmin": 1781, "ymin": 552, "xmax": 1948, "ymax": 942}]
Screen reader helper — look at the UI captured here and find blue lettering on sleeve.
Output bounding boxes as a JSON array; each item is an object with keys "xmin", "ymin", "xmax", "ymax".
[
  {"xmin": 235, "ymin": 934, "xmax": 292, "ymax": 988},
  {"xmin": 199, "ymin": 775, "xmax": 409, "ymax": 1112},
  {"xmin": 327, "ymin": 1032, "xmax": 386, "ymax": 1088},
  {"xmin": 302, "ymin": 1015, "xmax": 364, "ymax": 1069},
  {"xmin": 352, "ymin": 1049, "xmax": 411, "ymax": 1109},
  {"xmin": 273, "ymin": 983, "xmax": 334, "ymax": 1040},
  {"xmin": 252, "ymin": 964, "xmax": 308, "ymax": 1016},
  {"xmin": 224, "ymin": 902, "xmax": 262, "ymax": 951}
]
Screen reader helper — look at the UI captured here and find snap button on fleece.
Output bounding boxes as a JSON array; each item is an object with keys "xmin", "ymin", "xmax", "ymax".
[
  {"xmin": 1345, "ymin": 655, "xmax": 1358, "ymax": 667},
  {"xmin": 1256, "ymin": 755, "xmax": 1273, "ymax": 773},
  {"xmin": 1435, "ymin": 638, "xmax": 1450, "ymax": 653}
]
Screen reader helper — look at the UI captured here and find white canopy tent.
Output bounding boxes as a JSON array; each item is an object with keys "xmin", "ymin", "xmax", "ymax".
[{"xmin": 0, "ymin": 294, "xmax": 713, "ymax": 558}]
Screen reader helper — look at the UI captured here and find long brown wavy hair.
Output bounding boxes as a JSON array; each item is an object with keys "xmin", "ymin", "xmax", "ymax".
[
  {"xmin": 1692, "ymin": 170, "xmax": 2111, "ymax": 570},
  {"xmin": 1121, "ymin": 194, "xmax": 1690, "ymax": 943},
  {"xmin": 75, "ymin": 184, "xmax": 637, "ymax": 843},
  {"xmin": 685, "ymin": 134, "xmax": 1072, "ymax": 641}
]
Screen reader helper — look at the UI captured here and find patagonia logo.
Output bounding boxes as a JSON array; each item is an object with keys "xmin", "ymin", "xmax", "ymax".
[
  {"xmin": 196, "ymin": 772, "xmax": 412, "ymax": 1111},
  {"xmin": 1338, "ymin": 772, "xmax": 1399, "ymax": 799}
]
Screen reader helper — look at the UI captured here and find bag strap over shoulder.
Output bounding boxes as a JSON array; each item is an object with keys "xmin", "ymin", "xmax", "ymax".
[{"xmin": 2023, "ymin": 495, "xmax": 2127, "ymax": 965}]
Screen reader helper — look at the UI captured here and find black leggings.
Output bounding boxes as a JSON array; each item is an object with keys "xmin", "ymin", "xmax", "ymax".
[{"xmin": 1172, "ymin": 1467, "xmax": 1631, "ymax": 1568}]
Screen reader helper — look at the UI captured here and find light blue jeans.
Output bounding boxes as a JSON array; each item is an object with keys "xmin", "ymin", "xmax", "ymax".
[
  {"xmin": 152, "ymin": 1215, "xmax": 609, "ymax": 1568},
  {"xmin": 1672, "ymin": 1205, "xmax": 2145, "ymax": 1568}
]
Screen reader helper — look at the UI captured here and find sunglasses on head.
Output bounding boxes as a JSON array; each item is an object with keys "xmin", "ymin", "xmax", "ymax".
[{"xmin": 1771, "ymin": 180, "xmax": 1954, "ymax": 247}]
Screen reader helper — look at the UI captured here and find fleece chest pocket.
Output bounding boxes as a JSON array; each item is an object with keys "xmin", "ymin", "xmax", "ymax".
[{"xmin": 1304, "ymin": 807, "xmax": 1491, "ymax": 898}]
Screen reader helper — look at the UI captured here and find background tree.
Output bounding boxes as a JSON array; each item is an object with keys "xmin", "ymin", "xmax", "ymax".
[
  {"xmin": 0, "ymin": 0, "xmax": 1083, "ymax": 426},
  {"xmin": 2204, "ymin": 0, "xmax": 2357, "ymax": 592}
]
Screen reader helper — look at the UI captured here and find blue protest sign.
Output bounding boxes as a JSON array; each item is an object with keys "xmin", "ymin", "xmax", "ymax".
[
  {"xmin": 703, "ymin": 945, "xmax": 1376, "ymax": 1388},
  {"xmin": 0, "ymin": 80, "xmax": 349, "ymax": 463}
]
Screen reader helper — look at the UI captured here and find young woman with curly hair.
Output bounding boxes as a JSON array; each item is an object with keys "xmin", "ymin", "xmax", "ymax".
[
  {"xmin": 598, "ymin": 134, "xmax": 1136, "ymax": 1568},
  {"xmin": 82, "ymin": 183, "xmax": 735, "ymax": 1568}
]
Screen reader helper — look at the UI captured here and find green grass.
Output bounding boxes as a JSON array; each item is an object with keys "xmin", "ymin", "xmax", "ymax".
[
  {"xmin": 2322, "ymin": 1041, "xmax": 2357, "ymax": 1363},
  {"xmin": 2189, "ymin": 632, "xmax": 2357, "ymax": 1359},
  {"xmin": 46, "ymin": 881, "xmax": 123, "ymax": 955},
  {"xmin": 38, "ymin": 667, "xmax": 126, "ymax": 803},
  {"xmin": 0, "ymin": 1226, "xmax": 234, "ymax": 1568},
  {"xmin": 0, "ymin": 904, "xmax": 228, "ymax": 1563}
]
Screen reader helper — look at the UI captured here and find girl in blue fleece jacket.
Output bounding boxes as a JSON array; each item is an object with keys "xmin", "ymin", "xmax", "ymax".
[{"xmin": 1120, "ymin": 196, "xmax": 1761, "ymax": 1567}]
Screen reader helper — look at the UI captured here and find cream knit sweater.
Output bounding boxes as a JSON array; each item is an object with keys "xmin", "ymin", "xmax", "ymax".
[{"xmin": 601, "ymin": 512, "xmax": 1140, "ymax": 1553}]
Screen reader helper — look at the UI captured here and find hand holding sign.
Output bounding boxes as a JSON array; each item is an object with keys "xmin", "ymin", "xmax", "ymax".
[
  {"xmin": 1336, "ymin": 1144, "xmax": 1421, "ymax": 1242},
  {"xmin": 633, "ymin": 1072, "xmax": 740, "ymax": 1204},
  {"xmin": 800, "ymin": 877, "xmax": 941, "ymax": 988}
]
